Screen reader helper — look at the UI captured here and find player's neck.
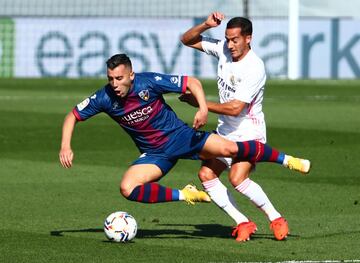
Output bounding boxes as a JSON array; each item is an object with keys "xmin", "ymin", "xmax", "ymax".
[{"xmin": 232, "ymin": 48, "xmax": 251, "ymax": 62}]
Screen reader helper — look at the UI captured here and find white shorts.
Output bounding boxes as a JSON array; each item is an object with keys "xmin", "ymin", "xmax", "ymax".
[{"xmin": 216, "ymin": 122, "xmax": 266, "ymax": 168}]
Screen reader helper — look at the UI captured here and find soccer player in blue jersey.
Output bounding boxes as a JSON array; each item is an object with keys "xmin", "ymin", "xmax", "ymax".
[{"xmin": 59, "ymin": 53, "xmax": 310, "ymax": 208}]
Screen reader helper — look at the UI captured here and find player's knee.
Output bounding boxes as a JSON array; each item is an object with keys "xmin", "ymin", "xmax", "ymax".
[
  {"xmin": 229, "ymin": 142, "xmax": 239, "ymax": 156},
  {"xmin": 221, "ymin": 141, "xmax": 238, "ymax": 157},
  {"xmin": 228, "ymin": 172, "xmax": 249, "ymax": 187},
  {"xmin": 198, "ymin": 168, "xmax": 217, "ymax": 182},
  {"xmin": 119, "ymin": 182, "xmax": 134, "ymax": 198},
  {"xmin": 229, "ymin": 175, "xmax": 243, "ymax": 187}
]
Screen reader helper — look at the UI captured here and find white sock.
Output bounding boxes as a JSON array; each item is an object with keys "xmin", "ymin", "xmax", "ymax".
[
  {"xmin": 178, "ymin": 190, "xmax": 184, "ymax": 200},
  {"xmin": 235, "ymin": 178, "xmax": 281, "ymax": 221},
  {"xmin": 283, "ymin": 155, "xmax": 291, "ymax": 167},
  {"xmin": 202, "ymin": 178, "xmax": 248, "ymax": 224}
]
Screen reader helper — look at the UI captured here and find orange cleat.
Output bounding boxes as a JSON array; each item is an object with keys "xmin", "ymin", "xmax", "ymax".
[
  {"xmin": 270, "ymin": 217, "xmax": 289, "ymax": 240},
  {"xmin": 232, "ymin": 221, "xmax": 257, "ymax": 242}
]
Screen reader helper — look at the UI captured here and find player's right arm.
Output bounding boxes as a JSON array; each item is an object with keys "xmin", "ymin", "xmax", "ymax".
[
  {"xmin": 59, "ymin": 111, "xmax": 78, "ymax": 168},
  {"xmin": 186, "ymin": 76, "xmax": 208, "ymax": 129},
  {"xmin": 180, "ymin": 12, "xmax": 224, "ymax": 51},
  {"xmin": 59, "ymin": 88, "xmax": 106, "ymax": 168}
]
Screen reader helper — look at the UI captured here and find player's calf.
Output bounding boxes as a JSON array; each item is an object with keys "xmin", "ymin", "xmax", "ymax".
[
  {"xmin": 235, "ymin": 141, "xmax": 311, "ymax": 174},
  {"xmin": 126, "ymin": 183, "xmax": 180, "ymax": 203}
]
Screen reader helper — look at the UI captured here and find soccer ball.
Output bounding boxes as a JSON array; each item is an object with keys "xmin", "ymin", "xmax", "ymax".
[{"xmin": 104, "ymin": 211, "xmax": 138, "ymax": 242}]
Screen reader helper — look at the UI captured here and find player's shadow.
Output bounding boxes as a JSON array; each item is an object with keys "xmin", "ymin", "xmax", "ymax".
[
  {"xmin": 144, "ymin": 223, "xmax": 292, "ymax": 240},
  {"xmin": 50, "ymin": 228, "xmax": 103, "ymax": 237},
  {"xmin": 50, "ymin": 223, "xmax": 292, "ymax": 240},
  {"xmin": 51, "ymin": 224, "xmax": 360, "ymax": 241},
  {"xmin": 138, "ymin": 223, "xmax": 230, "ymax": 239}
]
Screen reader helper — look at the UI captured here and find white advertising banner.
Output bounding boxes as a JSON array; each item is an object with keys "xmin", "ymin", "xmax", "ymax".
[
  {"xmin": 15, "ymin": 18, "xmax": 195, "ymax": 77},
  {"xmin": 11, "ymin": 17, "xmax": 360, "ymax": 78}
]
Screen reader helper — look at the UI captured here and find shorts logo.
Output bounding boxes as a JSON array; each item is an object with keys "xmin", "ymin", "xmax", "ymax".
[
  {"xmin": 170, "ymin": 76, "xmax": 179, "ymax": 84},
  {"xmin": 195, "ymin": 131, "xmax": 204, "ymax": 138},
  {"xmin": 77, "ymin": 98, "xmax": 90, "ymax": 111},
  {"xmin": 154, "ymin": 76, "xmax": 162, "ymax": 81},
  {"xmin": 138, "ymin": 89, "xmax": 150, "ymax": 101}
]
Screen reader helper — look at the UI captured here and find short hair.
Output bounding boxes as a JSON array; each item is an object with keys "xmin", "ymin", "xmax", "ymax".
[
  {"xmin": 106, "ymin": 54, "xmax": 132, "ymax": 70},
  {"xmin": 226, "ymin": 17, "xmax": 252, "ymax": 36}
]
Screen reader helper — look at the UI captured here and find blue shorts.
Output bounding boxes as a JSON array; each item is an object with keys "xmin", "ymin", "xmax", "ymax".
[{"xmin": 132, "ymin": 128, "xmax": 211, "ymax": 175}]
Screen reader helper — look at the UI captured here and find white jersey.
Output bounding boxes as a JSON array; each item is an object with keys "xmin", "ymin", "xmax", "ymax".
[{"xmin": 202, "ymin": 36, "xmax": 267, "ymax": 144}]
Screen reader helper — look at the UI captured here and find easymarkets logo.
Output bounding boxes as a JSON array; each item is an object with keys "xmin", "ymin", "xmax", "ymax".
[{"xmin": 0, "ymin": 18, "xmax": 14, "ymax": 77}]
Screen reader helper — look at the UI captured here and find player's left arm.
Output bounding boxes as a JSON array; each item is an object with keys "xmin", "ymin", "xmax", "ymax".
[
  {"xmin": 179, "ymin": 93, "xmax": 247, "ymax": 117},
  {"xmin": 208, "ymin": 68, "xmax": 264, "ymax": 116},
  {"xmin": 207, "ymin": 100, "xmax": 247, "ymax": 116},
  {"xmin": 180, "ymin": 66, "xmax": 264, "ymax": 117},
  {"xmin": 185, "ymin": 77, "xmax": 208, "ymax": 129}
]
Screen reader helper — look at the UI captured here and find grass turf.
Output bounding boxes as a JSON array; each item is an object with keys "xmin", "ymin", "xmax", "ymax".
[{"xmin": 0, "ymin": 78, "xmax": 359, "ymax": 262}]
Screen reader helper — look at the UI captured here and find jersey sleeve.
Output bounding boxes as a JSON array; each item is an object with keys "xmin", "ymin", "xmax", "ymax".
[
  {"xmin": 72, "ymin": 89, "xmax": 105, "ymax": 121},
  {"xmin": 234, "ymin": 65, "xmax": 266, "ymax": 104},
  {"xmin": 148, "ymin": 73, "xmax": 188, "ymax": 94},
  {"xmin": 201, "ymin": 36, "xmax": 222, "ymax": 58}
]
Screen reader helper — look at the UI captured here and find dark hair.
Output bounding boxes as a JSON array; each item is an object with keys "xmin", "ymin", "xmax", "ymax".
[
  {"xmin": 226, "ymin": 17, "xmax": 252, "ymax": 36},
  {"xmin": 106, "ymin": 54, "xmax": 132, "ymax": 70}
]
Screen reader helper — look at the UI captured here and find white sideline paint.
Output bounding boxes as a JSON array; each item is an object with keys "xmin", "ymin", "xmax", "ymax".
[{"xmin": 228, "ymin": 261, "xmax": 360, "ymax": 263}]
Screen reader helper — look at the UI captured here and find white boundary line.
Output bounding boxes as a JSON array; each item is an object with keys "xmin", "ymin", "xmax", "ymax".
[{"xmin": 224, "ymin": 261, "xmax": 360, "ymax": 263}]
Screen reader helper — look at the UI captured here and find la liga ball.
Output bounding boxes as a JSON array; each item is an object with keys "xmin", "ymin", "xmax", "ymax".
[{"xmin": 104, "ymin": 211, "xmax": 138, "ymax": 242}]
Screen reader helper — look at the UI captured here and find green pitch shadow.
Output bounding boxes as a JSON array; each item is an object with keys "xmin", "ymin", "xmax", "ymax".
[{"xmin": 50, "ymin": 224, "xmax": 297, "ymax": 240}]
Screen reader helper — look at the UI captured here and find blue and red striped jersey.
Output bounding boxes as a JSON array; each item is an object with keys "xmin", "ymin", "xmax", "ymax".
[{"xmin": 73, "ymin": 72, "xmax": 188, "ymax": 153}]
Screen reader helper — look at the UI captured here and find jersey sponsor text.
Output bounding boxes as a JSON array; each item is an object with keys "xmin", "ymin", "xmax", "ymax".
[{"xmin": 121, "ymin": 105, "xmax": 153, "ymax": 125}]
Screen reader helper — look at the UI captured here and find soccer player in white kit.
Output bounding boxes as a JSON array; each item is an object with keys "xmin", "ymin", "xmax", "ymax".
[{"xmin": 180, "ymin": 12, "xmax": 309, "ymax": 242}]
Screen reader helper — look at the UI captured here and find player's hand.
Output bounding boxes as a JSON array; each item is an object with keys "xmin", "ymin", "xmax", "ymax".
[
  {"xmin": 205, "ymin": 12, "xmax": 225, "ymax": 28},
  {"xmin": 59, "ymin": 147, "xmax": 74, "ymax": 168},
  {"xmin": 193, "ymin": 109, "xmax": 208, "ymax": 129},
  {"xmin": 178, "ymin": 93, "xmax": 199, "ymax": 107}
]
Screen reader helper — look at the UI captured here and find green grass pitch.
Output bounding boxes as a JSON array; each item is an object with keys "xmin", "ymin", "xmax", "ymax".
[{"xmin": 0, "ymin": 78, "xmax": 359, "ymax": 262}]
